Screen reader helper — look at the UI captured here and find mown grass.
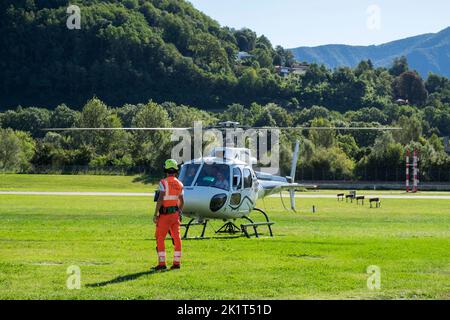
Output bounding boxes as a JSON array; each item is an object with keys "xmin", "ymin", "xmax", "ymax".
[
  {"xmin": 0, "ymin": 180, "xmax": 449, "ymax": 299},
  {"xmin": 0, "ymin": 174, "xmax": 157, "ymax": 192},
  {"xmin": 1, "ymin": 174, "xmax": 448, "ymax": 196}
]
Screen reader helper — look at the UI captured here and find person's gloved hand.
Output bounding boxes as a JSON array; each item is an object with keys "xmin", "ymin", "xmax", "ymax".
[{"xmin": 153, "ymin": 215, "xmax": 159, "ymax": 224}]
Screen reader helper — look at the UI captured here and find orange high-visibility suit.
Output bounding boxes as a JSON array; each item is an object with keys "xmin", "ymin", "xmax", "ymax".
[{"xmin": 155, "ymin": 176, "xmax": 183, "ymax": 267}]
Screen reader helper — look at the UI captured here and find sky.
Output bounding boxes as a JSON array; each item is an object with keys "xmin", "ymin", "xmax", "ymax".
[{"xmin": 188, "ymin": 0, "xmax": 450, "ymax": 48}]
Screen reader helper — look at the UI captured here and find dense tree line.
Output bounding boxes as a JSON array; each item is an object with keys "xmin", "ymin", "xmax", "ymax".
[{"xmin": 1, "ymin": 92, "xmax": 449, "ymax": 181}]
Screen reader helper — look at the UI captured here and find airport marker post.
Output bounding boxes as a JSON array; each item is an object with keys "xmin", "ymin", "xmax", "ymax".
[
  {"xmin": 413, "ymin": 149, "xmax": 419, "ymax": 193},
  {"xmin": 405, "ymin": 148, "xmax": 419, "ymax": 193},
  {"xmin": 406, "ymin": 149, "xmax": 410, "ymax": 193}
]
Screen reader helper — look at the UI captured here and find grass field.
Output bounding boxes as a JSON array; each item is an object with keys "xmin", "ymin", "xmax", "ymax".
[
  {"xmin": 0, "ymin": 174, "xmax": 449, "ymax": 299},
  {"xmin": 0, "ymin": 174, "xmax": 157, "ymax": 192}
]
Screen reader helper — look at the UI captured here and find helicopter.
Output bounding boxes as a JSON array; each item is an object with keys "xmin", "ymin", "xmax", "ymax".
[
  {"xmin": 45, "ymin": 121, "xmax": 401, "ymax": 239},
  {"xmin": 173, "ymin": 141, "xmax": 307, "ymax": 239}
]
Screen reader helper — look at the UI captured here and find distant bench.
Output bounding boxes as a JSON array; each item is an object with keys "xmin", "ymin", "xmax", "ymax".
[
  {"xmin": 356, "ymin": 196, "xmax": 365, "ymax": 205},
  {"xmin": 337, "ymin": 193, "xmax": 345, "ymax": 201},
  {"xmin": 369, "ymin": 198, "xmax": 381, "ymax": 208},
  {"xmin": 345, "ymin": 194, "xmax": 355, "ymax": 203}
]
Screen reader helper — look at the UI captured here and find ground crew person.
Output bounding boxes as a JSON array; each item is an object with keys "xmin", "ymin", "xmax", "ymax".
[{"xmin": 153, "ymin": 159, "xmax": 184, "ymax": 271}]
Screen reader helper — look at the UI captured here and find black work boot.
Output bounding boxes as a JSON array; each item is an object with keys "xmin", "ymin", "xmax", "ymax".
[{"xmin": 153, "ymin": 265, "xmax": 167, "ymax": 271}]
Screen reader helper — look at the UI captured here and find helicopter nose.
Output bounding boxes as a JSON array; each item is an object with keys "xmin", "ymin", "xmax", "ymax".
[
  {"xmin": 209, "ymin": 194, "xmax": 228, "ymax": 212},
  {"xmin": 183, "ymin": 187, "xmax": 226, "ymax": 215}
]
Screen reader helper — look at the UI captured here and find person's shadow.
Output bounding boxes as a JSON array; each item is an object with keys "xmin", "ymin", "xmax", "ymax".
[{"xmin": 86, "ymin": 269, "xmax": 171, "ymax": 288}]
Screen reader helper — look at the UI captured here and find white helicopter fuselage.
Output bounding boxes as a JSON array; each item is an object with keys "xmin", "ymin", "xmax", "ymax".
[
  {"xmin": 180, "ymin": 157, "xmax": 260, "ymax": 220},
  {"xmin": 178, "ymin": 151, "xmax": 301, "ymax": 221}
]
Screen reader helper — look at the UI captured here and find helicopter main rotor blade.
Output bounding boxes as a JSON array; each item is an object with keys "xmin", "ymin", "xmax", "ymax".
[
  {"xmin": 42, "ymin": 127, "xmax": 191, "ymax": 131},
  {"xmin": 42, "ymin": 126, "xmax": 402, "ymax": 132},
  {"xmin": 249, "ymin": 126, "xmax": 402, "ymax": 131}
]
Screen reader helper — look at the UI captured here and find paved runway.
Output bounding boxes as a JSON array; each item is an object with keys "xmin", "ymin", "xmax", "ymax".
[{"xmin": 1, "ymin": 191, "xmax": 450, "ymax": 199}]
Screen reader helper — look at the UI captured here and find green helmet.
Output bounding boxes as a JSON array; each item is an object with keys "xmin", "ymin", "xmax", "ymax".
[{"xmin": 164, "ymin": 159, "xmax": 179, "ymax": 171}]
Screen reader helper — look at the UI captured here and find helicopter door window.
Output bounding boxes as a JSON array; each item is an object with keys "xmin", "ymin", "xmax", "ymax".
[
  {"xmin": 179, "ymin": 164, "xmax": 201, "ymax": 187},
  {"xmin": 195, "ymin": 164, "xmax": 230, "ymax": 191},
  {"xmin": 232, "ymin": 167, "xmax": 242, "ymax": 190},
  {"xmin": 243, "ymin": 168, "xmax": 253, "ymax": 189}
]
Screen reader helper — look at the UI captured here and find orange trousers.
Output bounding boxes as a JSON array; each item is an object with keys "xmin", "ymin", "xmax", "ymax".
[{"xmin": 155, "ymin": 213, "xmax": 182, "ymax": 266}]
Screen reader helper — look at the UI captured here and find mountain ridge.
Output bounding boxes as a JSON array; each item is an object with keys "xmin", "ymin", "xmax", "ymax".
[{"xmin": 290, "ymin": 27, "xmax": 450, "ymax": 78}]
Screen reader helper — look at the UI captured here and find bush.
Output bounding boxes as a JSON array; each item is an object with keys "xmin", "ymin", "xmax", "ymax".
[{"xmin": 0, "ymin": 129, "xmax": 36, "ymax": 172}]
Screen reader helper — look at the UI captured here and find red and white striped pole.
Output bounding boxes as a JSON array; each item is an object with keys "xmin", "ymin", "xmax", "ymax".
[
  {"xmin": 406, "ymin": 149, "xmax": 410, "ymax": 193},
  {"xmin": 413, "ymin": 149, "xmax": 419, "ymax": 193}
]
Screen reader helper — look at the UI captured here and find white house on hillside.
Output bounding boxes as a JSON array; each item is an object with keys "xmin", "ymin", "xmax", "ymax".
[{"xmin": 236, "ymin": 51, "xmax": 254, "ymax": 61}]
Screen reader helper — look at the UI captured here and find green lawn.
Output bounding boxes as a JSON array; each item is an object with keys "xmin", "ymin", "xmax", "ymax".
[
  {"xmin": 1, "ymin": 174, "xmax": 447, "ymax": 196},
  {"xmin": 0, "ymin": 174, "xmax": 157, "ymax": 192},
  {"xmin": 0, "ymin": 175, "xmax": 449, "ymax": 299}
]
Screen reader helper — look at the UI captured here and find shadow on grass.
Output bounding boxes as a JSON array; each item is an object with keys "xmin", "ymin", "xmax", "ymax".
[
  {"xmin": 86, "ymin": 269, "xmax": 171, "ymax": 288},
  {"xmin": 182, "ymin": 235, "xmax": 242, "ymax": 241}
]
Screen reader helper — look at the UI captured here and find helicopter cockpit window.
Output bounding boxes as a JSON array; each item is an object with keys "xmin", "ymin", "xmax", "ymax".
[
  {"xmin": 232, "ymin": 167, "xmax": 242, "ymax": 190},
  {"xmin": 179, "ymin": 164, "xmax": 201, "ymax": 187},
  {"xmin": 243, "ymin": 168, "xmax": 253, "ymax": 189},
  {"xmin": 195, "ymin": 164, "xmax": 230, "ymax": 191}
]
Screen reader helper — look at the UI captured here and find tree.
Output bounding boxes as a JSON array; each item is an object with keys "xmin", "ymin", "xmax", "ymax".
[
  {"xmin": 346, "ymin": 107, "xmax": 388, "ymax": 124},
  {"xmin": 273, "ymin": 46, "xmax": 295, "ymax": 67},
  {"xmin": 301, "ymin": 63, "xmax": 330, "ymax": 85},
  {"xmin": 429, "ymin": 133, "xmax": 445, "ymax": 153},
  {"xmin": 253, "ymin": 109, "xmax": 277, "ymax": 127},
  {"xmin": 234, "ymin": 28, "xmax": 257, "ymax": 52},
  {"xmin": 355, "ymin": 60, "xmax": 373, "ymax": 76},
  {"xmin": 116, "ymin": 104, "xmax": 140, "ymax": 127},
  {"xmin": 309, "ymin": 118, "xmax": 335, "ymax": 148},
  {"xmin": 220, "ymin": 104, "xmax": 247, "ymax": 125},
  {"xmin": 77, "ymin": 97, "xmax": 128, "ymax": 155},
  {"xmin": 337, "ymin": 134, "xmax": 360, "ymax": 159},
  {"xmin": 131, "ymin": 101, "xmax": 172, "ymax": 171},
  {"xmin": 426, "ymin": 73, "xmax": 447, "ymax": 93},
  {"xmin": 252, "ymin": 48, "xmax": 273, "ymax": 69},
  {"xmin": 168, "ymin": 104, "xmax": 217, "ymax": 127},
  {"xmin": 393, "ymin": 71, "xmax": 428, "ymax": 106},
  {"xmin": 304, "ymin": 146, "xmax": 355, "ymax": 180},
  {"xmin": 355, "ymin": 132, "xmax": 403, "ymax": 180},
  {"xmin": 1, "ymin": 107, "xmax": 51, "ymax": 137},
  {"xmin": 325, "ymin": 67, "xmax": 366, "ymax": 111},
  {"xmin": 238, "ymin": 68, "xmax": 260, "ymax": 96},
  {"xmin": 389, "ymin": 56, "xmax": 409, "ymax": 77},
  {"xmin": 50, "ymin": 104, "xmax": 79, "ymax": 129},
  {"xmin": 255, "ymin": 35, "xmax": 273, "ymax": 51},
  {"xmin": 264, "ymin": 103, "xmax": 293, "ymax": 127},
  {"xmin": 0, "ymin": 129, "xmax": 35, "ymax": 172},
  {"xmin": 393, "ymin": 115, "xmax": 422, "ymax": 145},
  {"xmin": 295, "ymin": 106, "xmax": 331, "ymax": 124}
]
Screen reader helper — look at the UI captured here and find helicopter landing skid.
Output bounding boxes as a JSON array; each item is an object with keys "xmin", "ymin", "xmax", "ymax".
[
  {"xmin": 240, "ymin": 208, "xmax": 274, "ymax": 238},
  {"xmin": 181, "ymin": 218, "xmax": 208, "ymax": 239}
]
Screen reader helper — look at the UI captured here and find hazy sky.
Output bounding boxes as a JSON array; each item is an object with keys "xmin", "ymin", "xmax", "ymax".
[{"xmin": 188, "ymin": 0, "xmax": 450, "ymax": 48}]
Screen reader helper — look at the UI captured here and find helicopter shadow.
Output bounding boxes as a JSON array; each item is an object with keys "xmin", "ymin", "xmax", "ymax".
[
  {"xmin": 85, "ymin": 268, "xmax": 172, "ymax": 288},
  {"xmin": 183, "ymin": 235, "xmax": 242, "ymax": 241}
]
